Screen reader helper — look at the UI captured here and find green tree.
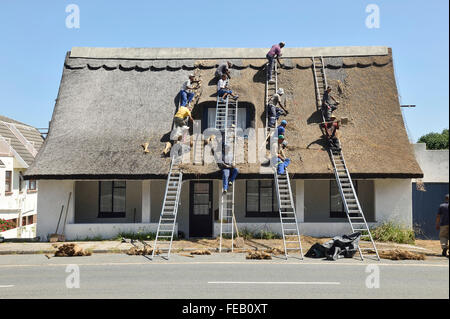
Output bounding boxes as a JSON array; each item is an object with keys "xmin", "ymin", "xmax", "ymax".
[{"xmin": 418, "ymin": 129, "xmax": 449, "ymax": 150}]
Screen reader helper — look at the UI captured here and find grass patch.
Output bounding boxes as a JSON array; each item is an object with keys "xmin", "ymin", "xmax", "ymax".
[
  {"xmin": 370, "ymin": 222, "xmax": 415, "ymax": 245},
  {"xmin": 238, "ymin": 228, "xmax": 282, "ymax": 240},
  {"xmin": 115, "ymin": 232, "xmax": 179, "ymax": 241}
]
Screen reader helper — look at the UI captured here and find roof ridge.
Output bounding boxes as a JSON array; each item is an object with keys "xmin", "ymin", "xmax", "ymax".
[{"xmin": 70, "ymin": 46, "xmax": 389, "ymax": 60}]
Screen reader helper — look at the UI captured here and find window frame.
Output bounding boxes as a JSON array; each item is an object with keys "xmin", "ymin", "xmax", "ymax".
[
  {"xmin": 98, "ymin": 181, "xmax": 126, "ymax": 218},
  {"xmin": 245, "ymin": 180, "xmax": 279, "ymax": 218},
  {"xmin": 28, "ymin": 179, "xmax": 37, "ymax": 192},
  {"xmin": 5, "ymin": 170, "xmax": 12, "ymax": 194},
  {"xmin": 329, "ymin": 180, "xmax": 358, "ymax": 218}
]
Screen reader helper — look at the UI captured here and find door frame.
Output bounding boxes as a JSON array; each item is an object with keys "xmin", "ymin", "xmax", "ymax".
[{"xmin": 189, "ymin": 180, "xmax": 214, "ymax": 238}]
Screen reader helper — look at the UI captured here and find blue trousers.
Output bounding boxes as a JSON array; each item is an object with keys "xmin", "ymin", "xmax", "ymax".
[
  {"xmin": 222, "ymin": 167, "xmax": 239, "ymax": 191},
  {"xmin": 266, "ymin": 53, "xmax": 275, "ymax": 80},
  {"xmin": 268, "ymin": 104, "xmax": 285, "ymax": 127},
  {"xmin": 277, "ymin": 158, "xmax": 290, "ymax": 175},
  {"xmin": 180, "ymin": 90, "xmax": 195, "ymax": 106}
]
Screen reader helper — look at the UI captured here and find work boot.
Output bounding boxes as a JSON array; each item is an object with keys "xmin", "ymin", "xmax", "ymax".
[
  {"xmin": 268, "ymin": 79, "xmax": 275, "ymax": 84},
  {"xmin": 229, "ymin": 181, "xmax": 233, "ymax": 186},
  {"xmin": 223, "ymin": 189, "xmax": 227, "ymax": 194},
  {"xmin": 442, "ymin": 248, "xmax": 447, "ymax": 257}
]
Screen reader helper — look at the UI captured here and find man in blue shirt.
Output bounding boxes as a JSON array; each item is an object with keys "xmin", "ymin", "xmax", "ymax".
[
  {"xmin": 277, "ymin": 120, "xmax": 287, "ymax": 137},
  {"xmin": 436, "ymin": 194, "xmax": 449, "ymax": 257}
]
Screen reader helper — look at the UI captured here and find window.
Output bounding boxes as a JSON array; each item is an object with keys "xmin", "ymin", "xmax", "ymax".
[
  {"xmin": 246, "ymin": 180, "xmax": 278, "ymax": 217},
  {"xmin": 205, "ymin": 107, "xmax": 249, "ymax": 131},
  {"xmin": 330, "ymin": 180, "xmax": 358, "ymax": 218},
  {"xmin": 19, "ymin": 172, "xmax": 23, "ymax": 192},
  {"xmin": 98, "ymin": 181, "xmax": 126, "ymax": 218},
  {"xmin": 28, "ymin": 180, "xmax": 37, "ymax": 191},
  {"xmin": 5, "ymin": 171, "xmax": 12, "ymax": 194}
]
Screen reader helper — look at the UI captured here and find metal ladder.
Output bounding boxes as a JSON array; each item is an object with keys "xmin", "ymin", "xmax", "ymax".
[
  {"xmin": 330, "ymin": 150, "xmax": 380, "ymax": 260},
  {"xmin": 216, "ymin": 96, "xmax": 239, "ymax": 252},
  {"xmin": 265, "ymin": 62, "xmax": 278, "ymax": 135},
  {"xmin": 312, "ymin": 56, "xmax": 380, "ymax": 261},
  {"xmin": 151, "ymin": 156, "xmax": 183, "ymax": 260},
  {"xmin": 274, "ymin": 170, "xmax": 304, "ymax": 259}
]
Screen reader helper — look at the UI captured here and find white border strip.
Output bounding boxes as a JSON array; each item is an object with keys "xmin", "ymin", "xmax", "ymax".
[{"xmin": 70, "ymin": 46, "xmax": 389, "ymax": 60}]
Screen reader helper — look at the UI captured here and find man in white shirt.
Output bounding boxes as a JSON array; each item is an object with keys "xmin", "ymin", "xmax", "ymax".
[
  {"xmin": 217, "ymin": 74, "xmax": 238, "ymax": 101},
  {"xmin": 180, "ymin": 74, "xmax": 200, "ymax": 106}
]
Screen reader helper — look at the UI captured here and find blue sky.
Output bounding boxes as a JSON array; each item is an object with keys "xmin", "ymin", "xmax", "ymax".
[{"xmin": 0, "ymin": 0, "xmax": 448, "ymax": 141}]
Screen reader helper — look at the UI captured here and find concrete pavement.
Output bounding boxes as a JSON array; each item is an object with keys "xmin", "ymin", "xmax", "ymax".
[{"xmin": 0, "ymin": 253, "xmax": 448, "ymax": 299}]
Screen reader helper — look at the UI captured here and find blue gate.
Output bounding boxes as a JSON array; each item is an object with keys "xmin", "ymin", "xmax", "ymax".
[{"xmin": 412, "ymin": 183, "xmax": 449, "ymax": 239}]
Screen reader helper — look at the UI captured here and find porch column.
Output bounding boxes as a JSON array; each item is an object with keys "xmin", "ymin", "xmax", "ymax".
[
  {"xmin": 142, "ymin": 180, "xmax": 151, "ymax": 223},
  {"xmin": 295, "ymin": 180, "xmax": 304, "ymax": 222}
]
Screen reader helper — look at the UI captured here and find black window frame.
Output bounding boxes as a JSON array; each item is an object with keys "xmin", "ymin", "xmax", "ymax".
[
  {"xmin": 5, "ymin": 170, "xmax": 12, "ymax": 194},
  {"xmin": 98, "ymin": 181, "xmax": 126, "ymax": 218},
  {"xmin": 28, "ymin": 179, "xmax": 37, "ymax": 191},
  {"xmin": 245, "ymin": 180, "xmax": 279, "ymax": 217},
  {"xmin": 330, "ymin": 180, "xmax": 358, "ymax": 218}
]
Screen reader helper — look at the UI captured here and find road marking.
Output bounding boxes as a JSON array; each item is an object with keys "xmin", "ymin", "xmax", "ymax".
[
  {"xmin": 0, "ymin": 261, "xmax": 447, "ymax": 268},
  {"xmin": 0, "ymin": 285, "xmax": 14, "ymax": 288},
  {"xmin": 208, "ymin": 281, "xmax": 341, "ymax": 285}
]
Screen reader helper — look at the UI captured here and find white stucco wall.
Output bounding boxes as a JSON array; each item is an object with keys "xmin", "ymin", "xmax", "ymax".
[
  {"xmin": 36, "ymin": 180, "xmax": 75, "ymax": 241},
  {"xmin": 413, "ymin": 143, "xmax": 449, "ymax": 183},
  {"xmin": 374, "ymin": 179, "xmax": 412, "ymax": 228}
]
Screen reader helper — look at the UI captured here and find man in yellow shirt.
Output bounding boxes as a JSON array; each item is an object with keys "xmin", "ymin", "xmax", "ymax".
[{"xmin": 174, "ymin": 105, "xmax": 194, "ymax": 129}]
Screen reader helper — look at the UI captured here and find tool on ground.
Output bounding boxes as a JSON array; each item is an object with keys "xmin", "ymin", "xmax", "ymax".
[
  {"xmin": 312, "ymin": 55, "xmax": 379, "ymax": 261},
  {"xmin": 49, "ymin": 205, "xmax": 64, "ymax": 243}
]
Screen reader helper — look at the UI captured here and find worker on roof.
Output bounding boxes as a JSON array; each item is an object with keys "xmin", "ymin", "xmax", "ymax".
[
  {"xmin": 217, "ymin": 74, "xmax": 239, "ymax": 101},
  {"xmin": 174, "ymin": 105, "xmax": 194, "ymax": 130},
  {"xmin": 268, "ymin": 88, "xmax": 288, "ymax": 128},
  {"xmin": 221, "ymin": 144, "xmax": 239, "ymax": 194},
  {"xmin": 322, "ymin": 86, "xmax": 339, "ymax": 121},
  {"xmin": 180, "ymin": 74, "xmax": 200, "ymax": 107},
  {"xmin": 323, "ymin": 116, "xmax": 341, "ymax": 151},
  {"xmin": 266, "ymin": 42, "xmax": 285, "ymax": 83},
  {"xmin": 276, "ymin": 135, "xmax": 290, "ymax": 175},
  {"xmin": 215, "ymin": 61, "xmax": 232, "ymax": 80}
]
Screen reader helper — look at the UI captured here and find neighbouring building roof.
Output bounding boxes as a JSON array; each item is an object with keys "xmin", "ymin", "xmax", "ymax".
[
  {"xmin": 0, "ymin": 116, "xmax": 44, "ymax": 167},
  {"xmin": 24, "ymin": 46, "xmax": 423, "ymax": 179}
]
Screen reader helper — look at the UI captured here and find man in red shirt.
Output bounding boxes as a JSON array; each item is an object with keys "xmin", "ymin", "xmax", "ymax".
[
  {"xmin": 322, "ymin": 116, "xmax": 341, "ymax": 151},
  {"xmin": 266, "ymin": 42, "xmax": 285, "ymax": 83}
]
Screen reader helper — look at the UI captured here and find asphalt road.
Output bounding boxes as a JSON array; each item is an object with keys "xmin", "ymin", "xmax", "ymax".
[{"xmin": 0, "ymin": 254, "xmax": 448, "ymax": 299}]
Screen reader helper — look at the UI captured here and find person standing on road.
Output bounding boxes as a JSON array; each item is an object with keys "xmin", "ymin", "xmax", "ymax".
[{"xmin": 436, "ymin": 194, "xmax": 449, "ymax": 257}]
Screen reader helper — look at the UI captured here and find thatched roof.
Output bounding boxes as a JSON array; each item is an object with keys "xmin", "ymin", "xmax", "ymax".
[
  {"xmin": 25, "ymin": 47, "xmax": 422, "ymax": 179},
  {"xmin": 0, "ymin": 115, "xmax": 44, "ymax": 167}
]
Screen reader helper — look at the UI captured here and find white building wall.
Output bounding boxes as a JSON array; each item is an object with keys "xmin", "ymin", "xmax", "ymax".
[
  {"xmin": 413, "ymin": 143, "xmax": 449, "ymax": 183},
  {"xmin": 374, "ymin": 179, "xmax": 412, "ymax": 228},
  {"xmin": 0, "ymin": 156, "xmax": 38, "ymax": 238},
  {"xmin": 36, "ymin": 180, "xmax": 75, "ymax": 241}
]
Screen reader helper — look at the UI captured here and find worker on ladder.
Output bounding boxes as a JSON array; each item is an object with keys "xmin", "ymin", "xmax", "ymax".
[
  {"xmin": 323, "ymin": 116, "xmax": 341, "ymax": 151},
  {"xmin": 221, "ymin": 144, "xmax": 239, "ymax": 194},
  {"xmin": 217, "ymin": 74, "xmax": 239, "ymax": 101},
  {"xmin": 276, "ymin": 135, "xmax": 290, "ymax": 175},
  {"xmin": 215, "ymin": 61, "xmax": 233, "ymax": 80},
  {"xmin": 266, "ymin": 42, "xmax": 285, "ymax": 83},
  {"xmin": 321, "ymin": 86, "xmax": 339, "ymax": 121},
  {"xmin": 268, "ymin": 88, "xmax": 288, "ymax": 128},
  {"xmin": 277, "ymin": 120, "xmax": 288, "ymax": 137}
]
